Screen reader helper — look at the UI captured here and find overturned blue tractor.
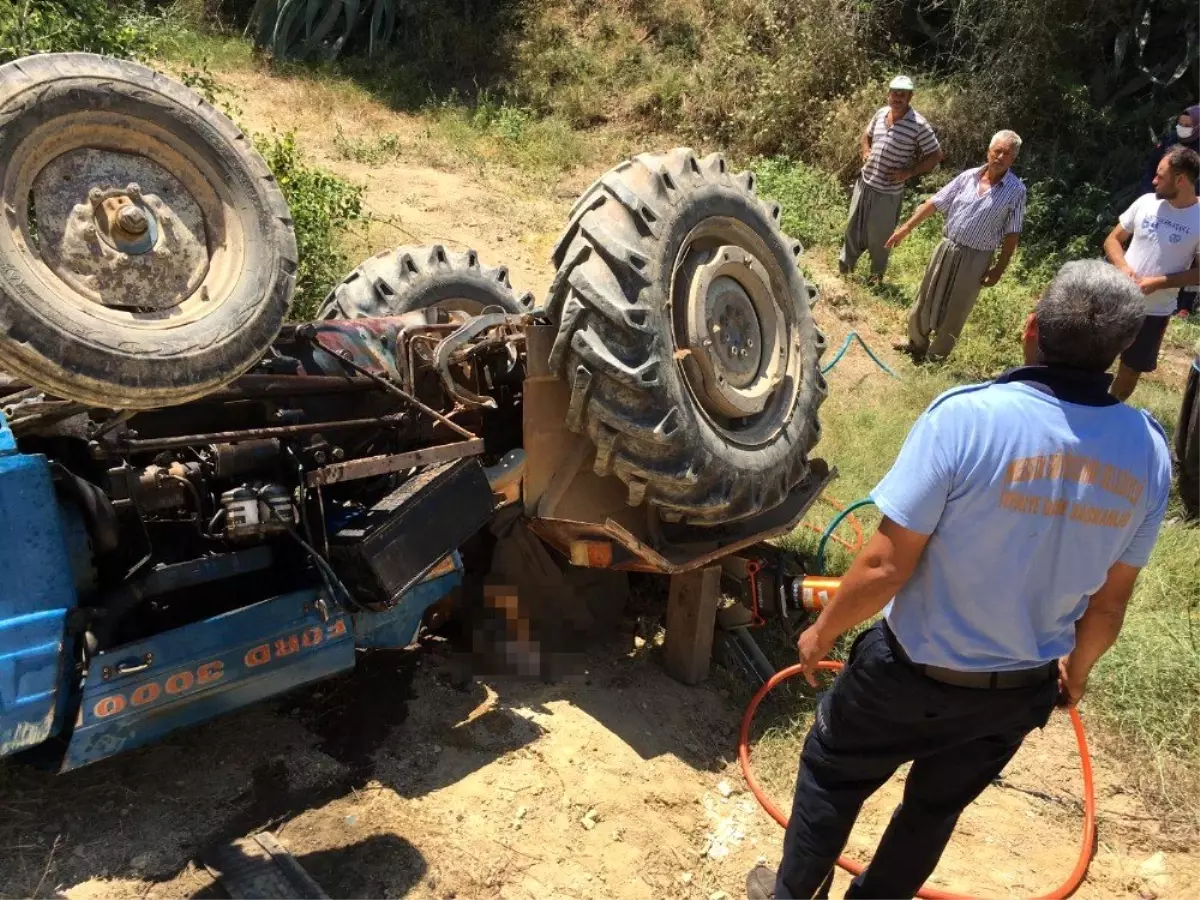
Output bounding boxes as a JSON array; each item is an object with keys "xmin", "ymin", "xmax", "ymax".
[{"xmin": 0, "ymin": 54, "xmax": 829, "ymax": 770}]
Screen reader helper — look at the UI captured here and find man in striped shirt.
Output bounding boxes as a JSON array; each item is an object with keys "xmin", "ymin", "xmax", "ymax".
[
  {"xmin": 839, "ymin": 76, "xmax": 944, "ymax": 283},
  {"xmin": 887, "ymin": 130, "xmax": 1027, "ymax": 361}
]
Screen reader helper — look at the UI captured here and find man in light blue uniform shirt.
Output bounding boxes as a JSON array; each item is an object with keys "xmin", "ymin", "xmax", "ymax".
[{"xmin": 748, "ymin": 260, "xmax": 1171, "ymax": 900}]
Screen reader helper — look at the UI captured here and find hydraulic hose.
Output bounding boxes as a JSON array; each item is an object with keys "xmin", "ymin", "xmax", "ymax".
[
  {"xmin": 821, "ymin": 331, "xmax": 901, "ymax": 379},
  {"xmin": 739, "ymin": 661, "xmax": 1097, "ymax": 900},
  {"xmin": 815, "ymin": 498, "xmax": 877, "ymax": 574}
]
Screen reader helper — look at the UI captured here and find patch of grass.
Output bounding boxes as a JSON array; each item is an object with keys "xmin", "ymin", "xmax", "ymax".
[
  {"xmin": 255, "ymin": 131, "xmax": 364, "ymax": 321},
  {"xmin": 135, "ymin": 0, "xmax": 255, "ymax": 68},
  {"xmin": 755, "ymin": 157, "xmax": 849, "ymax": 249},
  {"xmin": 424, "ymin": 92, "xmax": 591, "ymax": 178},
  {"xmin": 1164, "ymin": 315, "xmax": 1200, "ymax": 354},
  {"xmin": 333, "ymin": 126, "xmax": 405, "ymax": 165}
]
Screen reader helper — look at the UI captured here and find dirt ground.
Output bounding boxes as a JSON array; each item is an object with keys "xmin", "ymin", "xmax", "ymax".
[{"xmin": 2, "ymin": 63, "xmax": 1196, "ymax": 900}]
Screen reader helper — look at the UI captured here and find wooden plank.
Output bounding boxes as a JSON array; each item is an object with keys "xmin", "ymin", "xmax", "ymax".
[{"xmin": 664, "ymin": 564, "xmax": 723, "ymax": 685}]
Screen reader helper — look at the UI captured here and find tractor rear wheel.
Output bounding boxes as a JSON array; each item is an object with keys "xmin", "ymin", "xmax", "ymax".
[
  {"xmin": 542, "ymin": 148, "xmax": 826, "ymax": 526},
  {"xmin": 317, "ymin": 244, "xmax": 533, "ymax": 320}
]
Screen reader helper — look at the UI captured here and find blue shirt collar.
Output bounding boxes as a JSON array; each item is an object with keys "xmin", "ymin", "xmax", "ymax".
[{"xmin": 994, "ymin": 365, "xmax": 1118, "ymax": 407}]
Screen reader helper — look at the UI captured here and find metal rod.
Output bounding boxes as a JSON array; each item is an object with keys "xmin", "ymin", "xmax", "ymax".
[
  {"xmin": 118, "ymin": 414, "xmax": 408, "ymax": 452},
  {"xmin": 194, "ymin": 375, "xmax": 376, "ymax": 401},
  {"xmin": 305, "ymin": 438, "xmax": 485, "ymax": 487},
  {"xmin": 313, "ymin": 339, "xmax": 476, "ymax": 440}
]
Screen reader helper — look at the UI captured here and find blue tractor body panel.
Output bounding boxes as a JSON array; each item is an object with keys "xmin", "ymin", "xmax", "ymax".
[
  {"xmin": 64, "ymin": 588, "xmax": 356, "ymax": 770},
  {"xmin": 0, "ymin": 411, "xmax": 79, "ymax": 756},
  {"xmin": 60, "ymin": 554, "xmax": 464, "ymax": 770}
]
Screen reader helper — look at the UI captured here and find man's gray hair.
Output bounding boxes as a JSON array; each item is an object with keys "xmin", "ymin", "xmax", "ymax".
[
  {"xmin": 1035, "ymin": 260, "xmax": 1143, "ymax": 371},
  {"xmin": 990, "ymin": 129, "xmax": 1023, "ymax": 156}
]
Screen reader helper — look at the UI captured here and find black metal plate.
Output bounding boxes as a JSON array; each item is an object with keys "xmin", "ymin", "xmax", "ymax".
[{"xmin": 329, "ymin": 458, "xmax": 493, "ymax": 608}]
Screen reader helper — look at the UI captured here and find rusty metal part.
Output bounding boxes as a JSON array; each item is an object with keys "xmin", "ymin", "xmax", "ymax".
[
  {"xmin": 304, "ymin": 333, "xmax": 476, "ymax": 441},
  {"xmin": 33, "ymin": 153, "xmax": 212, "ymax": 311},
  {"xmin": 305, "ymin": 439, "xmax": 485, "ymax": 487},
  {"xmin": 117, "ymin": 413, "xmax": 408, "ymax": 453},
  {"xmin": 432, "ymin": 313, "xmax": 524, "ymax": 409},
  {"xmin": 96, "ymin": 188, "xmax": 155, "ymax": 254},
  {"xmin": 211, "ymin": 439, "xmax": 282, "ymax": 479},
  {"xmin": 529, "ymin": 459, "xmax": 834, "ymax": 574},
  {"xmin": 521, "ymin": 324, "xmax": 575, "ymax": 516}
]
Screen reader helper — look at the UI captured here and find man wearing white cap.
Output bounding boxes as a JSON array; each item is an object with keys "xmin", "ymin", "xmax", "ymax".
[{"xmin": 840, "ymin": 76, "xmax": 944, "ymax": 283}]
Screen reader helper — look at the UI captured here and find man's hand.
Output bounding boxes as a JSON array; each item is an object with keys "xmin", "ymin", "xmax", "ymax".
[
  {"xmin": 981, "ymin": 267, "xmax": 1004, "ymax": 287},
  {"xmin": 885, "ymin": 225, "xmax": 910, "ymax": 249},
  {"xmin": 797, "ymin": 624, "xmax": 834, "ymax": 688},
  {"xmin": 889, "ymin": 168, "xmax": 912, "ymax": 185},
  {"xmin": 1057, "ymin": 656, "xmax": 1086, "ymax": 708},
  {"xmin": 1137, "ymin": 274, "xmax": 1167, "ymax": 295}
]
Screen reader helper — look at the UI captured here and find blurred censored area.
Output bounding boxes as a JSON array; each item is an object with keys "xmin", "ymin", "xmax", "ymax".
[{"xmin": 456, "ymin": 509, "xmax": 629, "ymax": 680}]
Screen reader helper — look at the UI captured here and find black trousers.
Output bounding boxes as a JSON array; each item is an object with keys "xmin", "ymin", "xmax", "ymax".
[
  {"xmin": 1177, "ymin": 364, "xmax": 1199, "ymax": 520},
  {"xmin": 776, "ymin": 622, "xmax": 1058, "ymax": 900}
]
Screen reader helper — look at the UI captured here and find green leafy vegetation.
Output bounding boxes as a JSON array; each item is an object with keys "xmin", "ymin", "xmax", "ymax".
[
  {"xmin": 255, "ymin": 132, "xmax": 364, "ymax": 320},
  {"xmin": 0, "ymin": 0, "xmax": 157, "ymax": 63}
]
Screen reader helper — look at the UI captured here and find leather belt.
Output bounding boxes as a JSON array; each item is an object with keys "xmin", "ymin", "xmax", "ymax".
[{"xmin": 883, "ymin": 623, "xmax": 1055, "ymax": 690}]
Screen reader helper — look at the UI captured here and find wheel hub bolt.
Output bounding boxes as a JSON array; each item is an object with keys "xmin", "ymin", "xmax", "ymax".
[{"xmin": 117, "ymin": 206, "xmax": 149, "ymax": 235}]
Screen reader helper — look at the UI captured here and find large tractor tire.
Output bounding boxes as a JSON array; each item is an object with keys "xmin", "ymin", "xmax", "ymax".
[
  {"xmin": 0, "ymin": 54, "xmax": 296, "ymax": 409},
  {"xmin": 317, "ymin": 244, "xmax": 534, "ymax": 319},
  {"xmin": 543, "ymin": 148, "xmax": 827, "ymax": 526}
]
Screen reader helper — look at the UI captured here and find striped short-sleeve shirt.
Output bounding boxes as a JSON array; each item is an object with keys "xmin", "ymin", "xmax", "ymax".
[
  {"xmin": 932, "ymin": 166, "xmax": 1027, "ymax": 252},
  {"xmin": 861, "ymin": 107, "xmax": 941, "ymax": 195}
]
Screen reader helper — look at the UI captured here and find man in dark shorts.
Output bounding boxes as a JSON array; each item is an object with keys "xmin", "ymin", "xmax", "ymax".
[{"xmin": 1104, "ymin": 145, "xmax": 1200, "ymax": 400}]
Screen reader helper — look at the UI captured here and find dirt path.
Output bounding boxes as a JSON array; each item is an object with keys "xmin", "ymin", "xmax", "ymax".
[{"xmin": 2, "ymin": 62, "xmax": 1194, "ymax": 900}]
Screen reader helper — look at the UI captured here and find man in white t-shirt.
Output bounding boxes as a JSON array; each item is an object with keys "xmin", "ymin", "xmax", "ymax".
[{"xmin": 1104, "ymin": 145, "xmax": 1200, "ymax": 400}]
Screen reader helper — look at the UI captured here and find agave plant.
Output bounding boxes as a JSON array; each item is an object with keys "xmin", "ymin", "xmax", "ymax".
[{"xmin": 247, "ymin": 0, "xmax": 398, "ymax": 61}]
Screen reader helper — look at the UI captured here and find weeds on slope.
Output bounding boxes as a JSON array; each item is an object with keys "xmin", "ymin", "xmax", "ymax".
[{"xmin": 257, "ymin": 132, "xmax": 364, "ymax": 321}]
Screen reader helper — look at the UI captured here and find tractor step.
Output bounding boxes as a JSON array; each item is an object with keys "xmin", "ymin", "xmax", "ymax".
[{"xmin": 204, "ymin": 831, "xmax": 328, "ymax": 900}]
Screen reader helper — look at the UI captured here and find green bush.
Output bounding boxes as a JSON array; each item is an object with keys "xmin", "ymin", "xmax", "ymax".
[
  {"xmin": 0, "ymin": 0, "xmax": 156, "ymax": 63},
  {"xmin": 255, "ymin": 132, "xmax": 364, "ymax": 321},
  {"xmin": 754, "ymin": 157, "xmax": 849, "ymax": 249}
]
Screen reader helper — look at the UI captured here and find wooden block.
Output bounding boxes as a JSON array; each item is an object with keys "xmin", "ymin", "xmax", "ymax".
[{"xmin": 664, "ymin": 565, "xmax": 723, "ymax": 685}]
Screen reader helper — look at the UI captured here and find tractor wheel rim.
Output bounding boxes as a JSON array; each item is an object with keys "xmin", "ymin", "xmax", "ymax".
[
  {"xmin": 9, "ymin": 114, "xmax": 245, "ymax": 325},
  {"xmin": 673, "ymin": 220, "xmax": 800, "ymax": 446}
]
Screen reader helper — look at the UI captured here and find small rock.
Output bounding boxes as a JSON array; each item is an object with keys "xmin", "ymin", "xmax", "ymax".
[
  {"xmin": 345, "ymin": 815, "xmax": 358, "ymax": 826},
  {"xmin": 710, "ymin": 892, "xmax": 731, "ymax": 900},
  {"xmin": 716, "ymin": 780, "xmax": 734, "ymax": 799},
  {"xmin": 515, "ymin": 806, "xmax": 528, "ymax": 821},
  {"xmin": 634, "ymin": 636, "xmax": 646, "ymax": 650},
  {"xmin": 581, "ymin": 808, "xmax": 599, "ymax": 830},
  {"xmin": 1139, "ymin": 852, "xmax": 1167, "ymax": 878},
  {"xmin": 678, "ymin": 872, "xmax": 693, "ymax": 884},
  {"xmin": 1139, "ymin": 851, "xmax": 1169, "ymax": 894}
]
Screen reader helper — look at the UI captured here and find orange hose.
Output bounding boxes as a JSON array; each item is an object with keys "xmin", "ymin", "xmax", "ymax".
[{"xmin": 739, "ymin": 660, "xmax": 1096, "ymax": 900}]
